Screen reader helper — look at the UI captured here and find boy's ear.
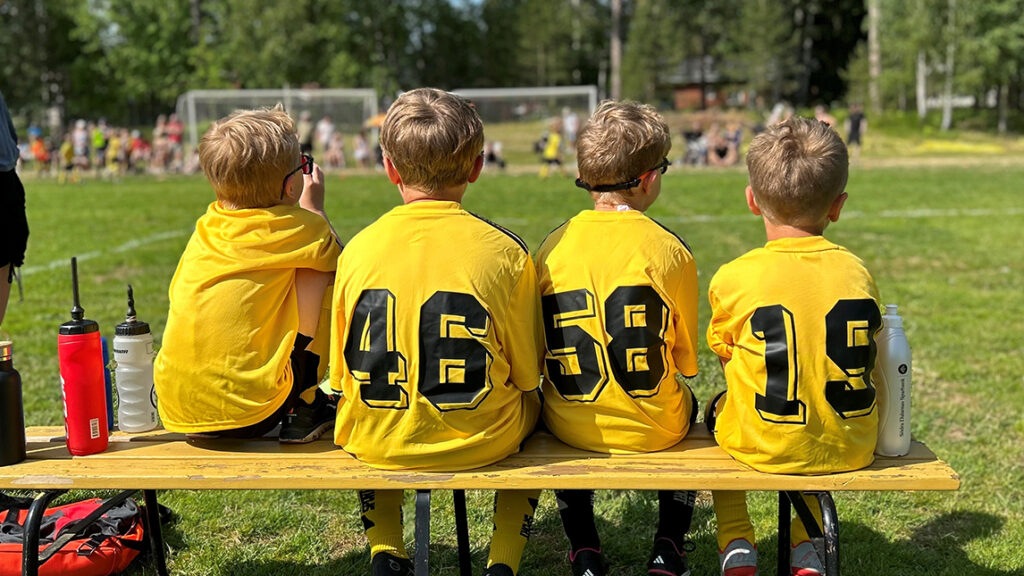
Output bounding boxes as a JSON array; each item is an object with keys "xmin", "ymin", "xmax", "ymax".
[
  {"xmin": 828, "ymin": 192, "xmax": 848, "ymax": 222},
  {"xmin": 384, "ymin": 156, "xmax": 402, "ymax": 185},
  {"xmin": 467, "ymin": 154, "xmax": 484, "ymax": 183},
  {"xmin": 745, "ymin": 186, "xmax": 762, "ymax": 216}
]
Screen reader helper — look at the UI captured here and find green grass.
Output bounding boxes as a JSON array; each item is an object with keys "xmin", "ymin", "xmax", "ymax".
[{"xmin": 3, "ymin": 165, "xmax": 1023, "ymax": 575}]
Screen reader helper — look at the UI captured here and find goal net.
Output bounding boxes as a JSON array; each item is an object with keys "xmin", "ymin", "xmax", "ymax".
[
  {"xmin": 175, "ymin": 88, "xmax": 379, "ymax": 153},
  {"xmin": 451, "ymin": 86, "xmax": 598, "ymax": 165},
  {"xmin": 452, "ymin": 85, "xmax": 598, "ymax": 124}
]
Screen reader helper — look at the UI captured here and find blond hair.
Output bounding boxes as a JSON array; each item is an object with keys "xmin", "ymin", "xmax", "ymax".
[
  {"xmin": 380, "ymin": 88, "xmax": 484, "ymax": 194},
  {"xmin": 198, "ymin": 105, "xmax": 300, "ymax": 209},
  {"xmin": 576, "ymin": 100, "xmax": 671, "ymax": 194},
  {"xmin": 746, "ymin": 116, "xmax": 849, "ymax": 227}
]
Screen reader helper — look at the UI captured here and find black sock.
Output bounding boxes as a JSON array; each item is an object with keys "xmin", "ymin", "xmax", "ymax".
[
  {"xmin": 288, "ymin": 333, "xmax": 320, "ymax": 407},
  {"xmin": 654, "ymin": 490, "xmax": 695, "ymax": 551},
  {"xmin": 555, "ymin": 489, "xmax": 601, "ymax": 552}
]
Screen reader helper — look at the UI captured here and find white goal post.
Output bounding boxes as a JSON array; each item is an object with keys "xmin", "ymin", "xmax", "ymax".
[
  {"xmin": 451, "ymin": 85, "xmax": 598, "ymax": 124},
  {"xmin": 175, "ymin": 88, "xmax": 379, "ymax": 152}
]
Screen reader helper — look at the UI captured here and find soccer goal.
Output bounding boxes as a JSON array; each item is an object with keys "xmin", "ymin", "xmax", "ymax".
[
  {"xmin": 451, "ymin": 85, "xmax": 598, "ymax": 124},
  {"xmin": 175, "ymin": 88, "xmax": 379, "ymax": 152}
]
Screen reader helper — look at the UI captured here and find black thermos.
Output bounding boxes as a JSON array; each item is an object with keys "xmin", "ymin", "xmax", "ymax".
[{"xmin": 0, "ymin": 339, "xmax": 26, "ymax": 466}]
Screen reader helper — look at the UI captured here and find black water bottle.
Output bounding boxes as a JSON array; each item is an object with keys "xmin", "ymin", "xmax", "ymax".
[{"xmin": 0, "ymin": 338, "xmax": 26, "ymax": 466}]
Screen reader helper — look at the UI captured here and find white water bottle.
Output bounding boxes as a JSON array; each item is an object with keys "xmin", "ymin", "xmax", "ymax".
[
  {"xmin": 112, "ymin": 285, "xmax": 158, "ymax": 432},
  {"xmin": 874, "ymin": 304, "xmax": 912, "ymax": 457}
]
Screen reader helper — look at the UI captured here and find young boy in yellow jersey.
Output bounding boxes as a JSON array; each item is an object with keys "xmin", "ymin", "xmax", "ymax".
[
  {"xmin": 706, "ymin": 116, "xmax": 882, "ymax": 576},
  {"xmin": 539, "ymin": 119, "xmax": 566, "ymax": 178},
  {"xmin": 329, "ymin": 88, "xmax": 542, "ymax": 576},
  {"xmin": 154, "ymin": 106, "xmax": 342, "ymax": 444},
  {"xmin": 535, "ymin": 100, "xmax": 699, "ymax": 576}
]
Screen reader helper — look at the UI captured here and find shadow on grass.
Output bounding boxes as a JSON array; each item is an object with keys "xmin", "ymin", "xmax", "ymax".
[{"xmin": 125, "ymin": 496, "xmax": 1016, "ymax": 576}]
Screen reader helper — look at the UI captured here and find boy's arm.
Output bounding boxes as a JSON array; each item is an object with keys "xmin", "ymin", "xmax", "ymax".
[
  {"xmin": 300, "ymin": 163, "xmax": 341, "ymax": 246},
  {"xmin": 502, "ymin": 257, "xmax": 544, "ymax": 392},
  {"xmin": 706, "ymin": 283, "xmax": 736, "ymax": 367},
  {"xmin": 668, "ymin": 257, "xmax": 700, "ymax": 378},
  {"xmin": 328, "ymin": 264, "xmax": 348, "ymax": 393}
]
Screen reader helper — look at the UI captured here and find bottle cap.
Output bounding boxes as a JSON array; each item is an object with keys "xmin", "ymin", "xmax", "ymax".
[
  {"xmin": 885, "ymin": 304, "xmax": 899, "ymax": 315},
  {"xmin": 115, "ymin": 284, "xmax": 151, "ymax": 336},
  {"xmin": 0, "ymin": 341, "xmax": 12, "ymax": 362},
  {"xmin": 59, "ymin": 318, "xmax": 100, "ymax": 335}
]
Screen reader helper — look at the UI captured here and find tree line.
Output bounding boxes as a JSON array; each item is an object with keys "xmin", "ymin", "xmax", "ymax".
[{"xmin": 1, "ymin": 0, "xmax": 1021, "ymax": 132}]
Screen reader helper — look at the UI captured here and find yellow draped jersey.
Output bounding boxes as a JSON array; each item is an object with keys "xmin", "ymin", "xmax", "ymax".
[
  {"xmin": 155, "ymin": 202, "xmax": 341, "ymax": 432},
  {"xmin": 535, "ymin": 210, "xmax": 699, "ymax": 453},
  {"xmin": 543, "ymin": 133, "xmax": 562, "ymax": 160},
  {"xmin": 330, "ymin": 201, "xmax": 542, "ymax": 471},
  {"xmin": 707, "ymin": 235, "xmax": 882, "ymax": 474}
]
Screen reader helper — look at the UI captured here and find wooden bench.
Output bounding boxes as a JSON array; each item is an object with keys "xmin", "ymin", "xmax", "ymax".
[{"xmin": 0, "ymin": 426, "xmax": 959, "ymax": 576}]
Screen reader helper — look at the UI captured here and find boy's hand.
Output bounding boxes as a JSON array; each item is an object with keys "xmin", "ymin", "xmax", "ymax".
[{"xmin": 299, "ymin": 163, "xmax": 326, "ymax": 214}]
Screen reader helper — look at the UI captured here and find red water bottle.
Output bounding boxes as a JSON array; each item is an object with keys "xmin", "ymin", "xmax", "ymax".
[{"xmin": 58, "ymin": 257, "xmax": 108, "ymax": 456}]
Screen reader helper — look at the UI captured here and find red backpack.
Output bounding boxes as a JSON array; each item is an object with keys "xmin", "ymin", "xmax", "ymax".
[{"xmin": 0, "ymin": 492, "xmax": 145, "ymax": 576}]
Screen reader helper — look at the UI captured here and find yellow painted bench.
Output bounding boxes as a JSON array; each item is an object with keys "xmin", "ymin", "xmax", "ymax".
[{"xmin": 0, "ymin": 426, "xmax": 959, "ymax": 576}]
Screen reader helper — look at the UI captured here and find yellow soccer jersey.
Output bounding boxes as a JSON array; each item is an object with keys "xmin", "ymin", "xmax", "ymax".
[
  {"xmin": 330, "ymin": 201, "xmax": 542, "ymax": 471},
  {"xmin": 535, "ymin": 210, "xmax": 699, "ymax": 453},
  {"xmin": 155, "ymin": 202, "xmax": 341, "ymax": 432},
  {"xmin": 543, "ymin": 133, "xmax": 562, "ymax": 160},
  {"xmin": 707, "ymin": 235, "xmax": 882, "ymax": 474}
]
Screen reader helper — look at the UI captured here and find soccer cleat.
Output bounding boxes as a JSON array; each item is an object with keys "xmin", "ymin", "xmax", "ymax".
[
  {"xmin": 790, "ymin": 541, "xmax": 824, "ymax": 576},
  {"xmin": 483, "ymin": 563, "xmax": 516, "ymax": 576},
  {"xmin": 569, "ymin": 547, "xmax": 609, "ymax": 576},
  {"xmin": 647, "ymin": 537, "xmax": 695, "ymax": 576},
  {"xmin": 371, "ymin": 552, "xmax": 414, "ymax": 576},
  {"xmin": 719, "ymin": 538, "xmax": 758, "ymax": 576},
  {"xmin": 279, "ymin": 392, "xmax": 337, "ymax": 444}
]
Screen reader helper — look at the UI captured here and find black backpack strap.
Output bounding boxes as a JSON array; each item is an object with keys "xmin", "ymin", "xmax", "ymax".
[{"xmin": 39, "ymin": 490, "xmax": 138, "ymax": 563}]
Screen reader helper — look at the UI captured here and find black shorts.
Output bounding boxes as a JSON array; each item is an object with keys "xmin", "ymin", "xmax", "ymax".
[{"xmin": 0, "ymin": 169, "xmax": 28, "ymax": 278}]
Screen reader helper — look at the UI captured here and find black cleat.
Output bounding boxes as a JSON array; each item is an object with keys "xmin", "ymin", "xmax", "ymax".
[
  {"xmin": 371, "ymin": 552, "xmax": 414, "ymax": 576},
  {"xmin": 279, "ymin": 392, "xmax": 337, "ymax": 444},
  {"xmin": 570, "ymin": 547, "xmax": 609, "ymax": 576},
  {"xmin": 647, "ymin": 537, "xmax": 695, "ymax": 576},
  {"xmin": 484, "ymin": 563, "xmax": 516, "ymax": 576}
]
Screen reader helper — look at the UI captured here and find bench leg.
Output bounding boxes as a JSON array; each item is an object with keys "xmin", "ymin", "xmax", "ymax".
[
  {"xmin": 782, "ymin": 491, "xmax": 839, "ymax": 576},
  {"xmin": 453, "ymin": 490, "xmax": 472, "ymax": 576},
  {"xmin": 777, "ymin": 491, "xmax": 791, "ymax": 576},
  {"xmin": 22, "ymin": 490, "xmax": 65, "ymax": 576},
  {"xmin": 143, "ymin": 490, "xmax": 170, "ymax": 576},
  {"xmin": 415, "ymin": 490, "xmax": 431, "ymax": 576},
  {"xmin": 814, "ymin": 492, "xmax": 840, "ymax": 576}
]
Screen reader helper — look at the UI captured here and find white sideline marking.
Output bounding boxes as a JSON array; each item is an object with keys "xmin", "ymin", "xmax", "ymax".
[
  {"xmin": 21, "ymin": 229, "xmax": 193, "ymax": 277},
  {"xmin": 19, "ymin": 206, "xmax": 1021, "ymax": 278}
]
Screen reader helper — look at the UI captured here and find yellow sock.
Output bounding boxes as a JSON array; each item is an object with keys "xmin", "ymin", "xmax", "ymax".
[
  {"xmin": 487, "ymin": 490, "xmax": 541, "ymax": 574},
  {"xmin": 790, "ymin": 493, "xmax": 823, "ymax": 545},
  {"xmin": 360, "ymin": 490, "xmax": 408, "ymax": 559},
  {"xmin": 712, "ymin": 490, "xmax": 755, "ymax": 551}
]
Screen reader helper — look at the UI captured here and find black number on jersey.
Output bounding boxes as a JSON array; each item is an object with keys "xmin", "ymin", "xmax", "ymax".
[
  {"xmin": 605, "ymin": 286, "xmax": 669, "ymax": 396},
  {"xmin": 541, "ymin": 290, "xmax": 608, "ymax": 402},
  {"xmin": 419, "ymin": 291, "xmax": 493, "ymax": 411},
  {"xmin": 345, "ymin": 290, "xmax": 491, "ymax": 411},
  {"xmin": 750, "ymin": 299, "xmax": 881, "ymax": 424},
  {"xmin": 751, "ymin": 304, "xmax": 807, "ymax": 424},
  {"xmin": 542, "ymin": 286, "xmax": 668, "ymax": 402},
  {"xmin": 344, "ymin": 289, "xmax": 409, "ymax": 409},
  {"xmin": 824, "ymin": 299, "xmax": 881, "ymax": 419}
]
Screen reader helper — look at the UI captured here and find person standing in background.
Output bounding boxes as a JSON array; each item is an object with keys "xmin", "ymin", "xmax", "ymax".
[
  {"xmin": 846, "ymin": 103, "xmax": 867, "ymax": 161},
  {"xmin": 0, "ymin": 91, "xmax": 29, "ymax": 328}
]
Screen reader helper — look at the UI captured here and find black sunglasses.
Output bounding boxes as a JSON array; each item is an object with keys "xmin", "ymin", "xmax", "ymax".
[
  {"xmin": 280, "ymin": 154, "xmax": 314, "ymax": 199},
  {"xmin": 575, "ymin": 157, "xmax": 669, "ymax": 193}
]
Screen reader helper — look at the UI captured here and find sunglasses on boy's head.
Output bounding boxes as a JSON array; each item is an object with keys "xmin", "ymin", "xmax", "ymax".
[
  {"xmin": 280, "ymin": 154, "xmax": 314, "ymax": 199},
  {"xmin": 575, "ymin": 157, "xmax": 670, "ymax": 193}
]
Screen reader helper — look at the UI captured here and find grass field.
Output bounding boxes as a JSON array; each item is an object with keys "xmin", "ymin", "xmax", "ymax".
[{"xmin": 3, "ymin": 163, "xmax": 1023, "ymax": 575}]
